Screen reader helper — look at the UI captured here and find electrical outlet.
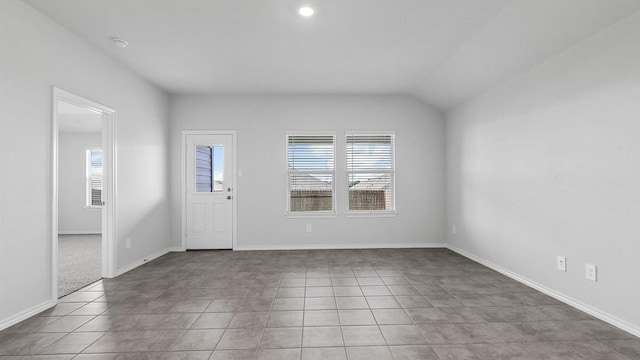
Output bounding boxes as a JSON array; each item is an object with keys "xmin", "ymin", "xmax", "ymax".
[
  {"xmin": 306, "ymin": 224, "xmax": 312, "ymax": 233},
  {"xmin": 557, "ymin": 256, "xmax": 566, "ymax": 272},
  {"xmin": 585, "ymin": 264, "xmax": 597, "ymax": 281},
  {"xmin": 452, "ymin": 225, "xmax": 456, "ymax": 234},
  {"xmin": 125, "ymin": 238, "xmax": 131, "ymax": 249}
]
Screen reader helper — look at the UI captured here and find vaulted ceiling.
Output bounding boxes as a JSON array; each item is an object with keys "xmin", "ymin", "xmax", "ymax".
[{"xmin": 24, "ymin": 0, "xmax": 640, "ymax": 110}]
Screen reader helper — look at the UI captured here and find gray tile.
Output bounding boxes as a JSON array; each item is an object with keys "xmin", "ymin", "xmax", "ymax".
[
  {"xmin": 333, "ymin": 286, "xmax": 364, "ymax": 297},
  {"xmin": 216, "ymin": 328, "xmax": 263, "ymax": 350},
  {"xmin": 357, "ymin": 278, "xmax": 385, "ymax": 286},
  {"xmin": 267, "ymin": 311, "xmax": 304, "ymax": 327},
  {"xmin": 331, "ymin": 278, "xmax": 359, "ymax": 286},
  {"xmin": 78, "ymin": 313, "xmax": 199, "ymax": 331},
  {"xmin": 418, "ymin": 322, "xmax": 537, "ymax": 344},
  {"xmin": 228, "ymin": 312, "xmax": 269, "ymax": 328},
  {"xmin": 205, "ymin": 299, "xmax": 243, "ymax": 312},
  {"xmin": 341, "ymin": 326, "xmax": 386, "ymax": 346},
  {"xmin": 564, "ymin": 341, "xmax": 632, "ymax": 360},
  {"xmin": 38, "ymin": 303, "xmax": 85, "ymax": 317},
  {"xmin": 338, "ymin": 310, "xmax": 376, "ymax": 326},
  {"xmin": 191, "ymin": 312, "xmax": 234, "ymax": 329},
  {"xmin": 361, "ymin": 287, "xmax": 391, "ymax": 296},
  {"xmin": 277, "ymin": 287, "xmax": 305, "ymax": 298},
  {"xmin": 336, "ymin": 297, "xmax": 369, "ymax": 310},
  {"xmin": 305, "ymin": 286, "xmax": 334, "ymax": 297},
  {"xmin": 69, "ymin": 303, "xmax": 110, "ymax": 316},
  {"xmin": 366, "ymin": 296, "xmax": 400, "ymax": 309},
  {"xmin": 302, "ymin": 326, "xmax": 344, "ymax": 347},
  {"xmin": 0, "ymin": 332, "xmax": 66, "ymax": 355},
  {"xmin": 236, "ymin": 299, "xmax": 273, "ymax": 312},
  {"xmin": 74, "ymin": 352, "xmax": 211, "ymax": 360},
  {"xmin": 372, "ymin": 309, "xmax": 412, "ymax": 325},
  {"xmin": 83, "ymin": 330, "xmax": 185, "ymax": 352},
  {"xmin": 2, "ymin": 316, "xmax": 61, "ymax": 333},
  {"xmin": 256, "ymin": 348, "xmax": 301, "ymax": 360},
  {"xmin": 209, "ymin": 349, "xmax": 256, "ymax": 360},
  {"xmin": 379, "ymin": 325, "xmax": 427, "ymax": 345},
  {"xmin": 272, "ymin": 298, "xmax": 305, "ymax": 311},
  {"xmin": 604, "ymin": 339, "xmax": 640, "ymax": 359},
  {"xmin": 260, "ymin": 327, "xmax": 302, "ymax": 348},
  {"xmin": 302, "ymin": 347, "xmax": 347, "ymax": 360},
  {"xmin": 170, "ymin": 329, "xmax": 225, "ymax": 350},
  {"xmin": 304, "ymin": 310, "xmax": 340, "ymax": 326},
  {"xmin": 38, "ymin": 332, "xmax": 105, "ymax": 354},
  {"xmin": 305, "ymin": 297, "xmax": 337, "ymax": 310},
  {"xmin": 306, "ymin": 278, "xmax": 332, "ymax": 287},
  {"xmin": 279, "ymin": 278, "xmax": 306, "ymax": 287},
  {"xmin": 431, "ymin": 345, "xmax": 484, "ymax": 360},
  {"xmin": 406, "ymin": 308, "xmax": 475, "ymax": 324},
  {"xmin": 395, "ymin": 296, "xmax": 433, "ymax": 309},
  {"xmin": 1, "ymin": 249, "xmax": 634, "ymax": 360},
  {"xmin": 388, "ymin": 345, "xmax": 440, "ymax": 360},
  {"xmin": 387, "ymin": 286, "xmax": 421, "ymax": 296},
  {"xmin": 345, "ymin": 346, "xmax": 393, "ymax": 360}
]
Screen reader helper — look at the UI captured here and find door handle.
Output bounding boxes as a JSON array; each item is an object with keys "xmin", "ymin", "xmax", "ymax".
[{"xmin": 227, "ymin": 196, "xmax": 232, "ymax": 200}]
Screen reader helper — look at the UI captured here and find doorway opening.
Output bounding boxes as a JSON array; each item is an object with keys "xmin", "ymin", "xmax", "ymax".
[{"xmin": 52, "ymin": 88, "xmax": 116, "ymax": 301}]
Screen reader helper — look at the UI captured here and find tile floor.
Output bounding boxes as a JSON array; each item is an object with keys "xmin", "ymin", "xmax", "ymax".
[{"xmin": 1, "ymin": 249, "xmax": 639, "ymax": 359}]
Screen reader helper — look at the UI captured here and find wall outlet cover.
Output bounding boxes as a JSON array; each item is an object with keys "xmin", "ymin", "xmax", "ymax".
[
  {"xmin": 585, "ymin": 263, "xmax": 597, "ymax": 281},
  {"xmin": 557, "ymin": 256, "xmax": 566, "ymax": 272}
]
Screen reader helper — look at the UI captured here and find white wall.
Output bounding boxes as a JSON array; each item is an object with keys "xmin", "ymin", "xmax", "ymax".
[
  {"xmin": 446, "ymin": 12, "xmax": 640, "ymax": 334},
  {"xmin": 58, "ymin": 132, "xmax": 102, "ymax": 234},
  {"xmin": 0, "ymin": 0, "xmax": 171, "ymax": 328},
  {"xmin": 170, "ymin": 95, "xmax": 445, "ymax": 249}
]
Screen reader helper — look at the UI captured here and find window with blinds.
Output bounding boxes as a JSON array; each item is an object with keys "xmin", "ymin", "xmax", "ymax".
[
  {"xmin": 287, "ymin": 133, "xmax": 336, "ymax": 213},
  {"xmin": 86, "ymin": 148, "xmax": 103, "ymax": 207},
  {"xmin": 346, "ymin": 133, "xmax": 395, "ymax": 212}
]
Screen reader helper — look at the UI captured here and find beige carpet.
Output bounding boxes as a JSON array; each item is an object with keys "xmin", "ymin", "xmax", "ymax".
[{"xmin": 58, "ymin": 234, "xmax": 102, "ymax": 297}]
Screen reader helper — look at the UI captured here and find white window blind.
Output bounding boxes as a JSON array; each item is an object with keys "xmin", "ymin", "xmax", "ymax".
[
  {"xmin": 86, "ymin": 149, "xmax": 103, "ymax": 207},
  {"xmin": 287, "ymin": 134, "xmax": 335, "ymax": 212},
  {"xmin": 346, "ymin": 134, "xmax": 395, "ymax": 212}
]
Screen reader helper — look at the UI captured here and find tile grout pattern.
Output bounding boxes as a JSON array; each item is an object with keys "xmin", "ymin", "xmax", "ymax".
[{"xmin": 1, "ymin": 248, "xmax": 639, "ymax": 359}]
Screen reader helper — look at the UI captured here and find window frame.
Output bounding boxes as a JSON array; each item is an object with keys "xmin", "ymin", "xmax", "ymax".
[
  {"xmin": 85, "ymin": 148, "xmax": 103, "ymax": 209},
  {"xmin": 285, "ymin": 131, "xmax": 337, "ymax": 218},
  {"xmin": 345, "ymin": 131, "xmax": 396, "ymax": 217}
]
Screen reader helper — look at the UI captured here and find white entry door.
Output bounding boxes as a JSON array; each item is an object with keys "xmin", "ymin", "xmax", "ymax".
[{"xmin": 185, "ymin": 134, "xmax": 233, "ymax": 249}]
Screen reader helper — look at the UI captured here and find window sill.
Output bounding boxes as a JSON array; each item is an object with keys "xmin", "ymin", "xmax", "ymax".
[
  {"xmin": 84, "ymin": 206, "xmax": 103, "ymax": 211},
  {"xmin": 286, "ymin": 212, "xmax": 337, "ymax": 219},
  {"xmin": 345, "ymin": 211, "xmax": 397, "ymax": 218}
]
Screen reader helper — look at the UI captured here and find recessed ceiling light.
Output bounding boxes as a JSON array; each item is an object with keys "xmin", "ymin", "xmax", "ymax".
[
  {"xmin": 299, "ymin": 6, "xmax": 314, "ymax": 17},
  {"xmin": 112, "ymin": 38, "xmax": 128, "ymax": 49}
]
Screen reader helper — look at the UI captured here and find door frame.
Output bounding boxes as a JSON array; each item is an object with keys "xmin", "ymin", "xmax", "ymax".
[
  {"xmin": 181, "ymin": 130, "xmax": 237, "ymax": 250},
  {"xmin": 51, "ymin": 87, "xmax": 117, "ymax": 302}
]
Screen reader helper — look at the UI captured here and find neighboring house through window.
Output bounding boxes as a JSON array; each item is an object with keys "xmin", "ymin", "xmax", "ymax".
[
  {"xmin": 86, "ymin": 148, "xmax": 103, "ymax": 207},
  {"xmin": 346, "ymin": 133, "xmax": 395, "ymax": 213},
  {"xmin": 286, "ymin": 133, "xmax": 336, "ymax": 214}
]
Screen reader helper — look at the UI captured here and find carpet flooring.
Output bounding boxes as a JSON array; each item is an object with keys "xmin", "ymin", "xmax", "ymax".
[
  {"xmin": 58, "ymin": 234, "xmax": 102, "ymax": 297},
  {"xmin": 2, "ymin": 248, "xmax": 638, "ymax": 359}
]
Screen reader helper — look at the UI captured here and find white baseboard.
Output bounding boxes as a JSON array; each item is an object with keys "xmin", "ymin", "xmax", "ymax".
[
  {"xmin": 58, "ymin": 231, "xmax": 101, "ymax": 235},
  {"xmin": 235, "ymin": 243, "xmax": 447, "ymax": 251},
  {"xmin": 116, "ymin": 247, "xmax": 172, "ymax": 276},
  {"xmin": 167, "ymin": 247, "xmax": 185, "ymax": 252},
  {"xmin": 447, "ymin": 244, "xmax": 640, "ymax": 338},
  {"xmin": 0, "ymin": 299, "xmax": 55, "ymax": 331}
]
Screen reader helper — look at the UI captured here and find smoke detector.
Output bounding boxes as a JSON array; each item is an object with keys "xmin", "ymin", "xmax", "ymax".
[{"xmin": 112, "ymin": 38, "xmax": 129, "ymax": 49}]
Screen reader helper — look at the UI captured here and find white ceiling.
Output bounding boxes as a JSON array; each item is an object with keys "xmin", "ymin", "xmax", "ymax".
[{"xmin": 24, "ymin": 0, "xmax": 640, "ymax": 110}]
